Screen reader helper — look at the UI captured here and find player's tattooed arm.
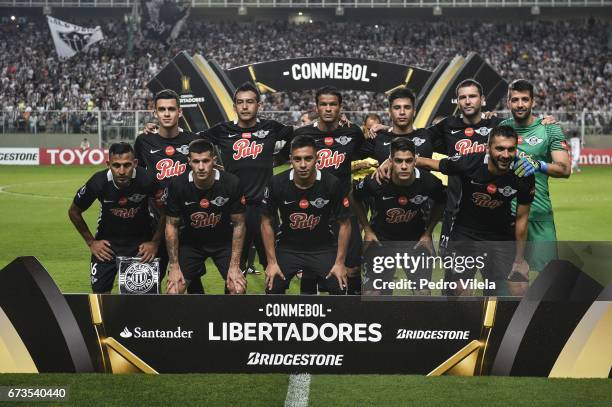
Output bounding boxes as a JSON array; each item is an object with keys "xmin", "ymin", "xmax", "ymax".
[
  {"xmin": 228, "ymin": 213, "xmax": 247, "ymax": 294},
  {"xmin": 165, "ymin": 215, "xmax": 185, "ymax": 294},
  {"xmin": 547, "ymin": 150, "xmax": 571, "ymax": 178},
  {"xmin": 329, "ymin": 217, "xmax": 350, "ymax": 290},
  {"xmin": 509, "ymin": 203, "xmax": 531, "ymax": 287},
  {"xmin": 261, "ymin": 213, "xmax": 284, "ymax": 291},
  {"xmin": 68, "ymin": 203, "xmax": 114, "ymax": 262}
]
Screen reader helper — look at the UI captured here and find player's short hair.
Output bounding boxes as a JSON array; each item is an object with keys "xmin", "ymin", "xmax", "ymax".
[
  {"xmin": 363, "ymin": 113, "xmax": 381, "ymax": 125},
  {"xmin": 456, "ymin": 79, "xmax": 483, "ymax": 97},
  {"xmin": 508, "ymin": 79, "xmax": 534, "ymax": 99},
  {"xmin": 188, "ymin": 139, "xmax": 216, "ymax": 157},
  {"xmin": 390, "ymin": 137, "xmax": 416, "ymax": 158},
  {"xmin": 315, "ymin": 86, "xmax": 342, "ymax": 105},
  {"xmin": 154, "ymin": 89, "xmax": 180, "ymax": 108},
  {"xmin": 388, "ymin": 87, "xmax": 416, "ymax": 106},
  {"xmin": 488, "ymin": 125, "xmax": 518, "ymax": 146},
  {"xmin": 233, "ymin": 82, "xmax": 261, "ymax": 103},
  {"xmin": 290, "ymin": 135, "xmax": 317, "ymax": 153},
  {"xmin": 108, "ymin": 142, "xmax": 134, "ymax": 158}
]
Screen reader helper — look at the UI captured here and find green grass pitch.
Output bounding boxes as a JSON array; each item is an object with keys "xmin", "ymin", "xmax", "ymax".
[{"xmin": 0, "ymin": 165, "xmax": 610, "ymax": 405}]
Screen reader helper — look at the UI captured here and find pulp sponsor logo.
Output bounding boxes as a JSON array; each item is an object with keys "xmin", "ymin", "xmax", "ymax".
[
  {"xmin": 289, "ymin": 62, "xmax": 374, "ymax": 83},
  {"xmin": 155, "ymin": 159, "xmax": 187, "ymax": 180},
  {"xmin": 472, "ymin": 192, "xmax": 503, "ymax": 209},
  {"xmin": 40, "ymin": 148, "xmax": 108, "ymax": 165},
  {"xmin": 247, "ymin": 352, "xmax": 344, "ymax": 366},
  {"xmin": 233, "ymin": 139, "xmax": 263, "ymax": 160},
  {"xmin": 118, "ymin": 326, "xmax": 194, "ymax": 339},
  {"xmin": 454, "ymin": 139, "xmax": 486, "ymax": 155},
  {"xmin": 289, "ymin": 213, "xmax": 320, "ymax": 230},
  {"xmin": 385, "ymin": 208, "xmax": 418, "ymax": 224},
  {"xmin": 110, "ymin": 207, "xmax": 140, "ymax": 219},
  {"xmin": 0, "ymin": 148, "xmax": 39, "ymax": 165},
  {"xmin": 317, "ymin": 149, "xmax": 345, "ymax": 170},
  {"xmin": 190, "ymin": 212, "xmax": 221, "ymax": 228}
]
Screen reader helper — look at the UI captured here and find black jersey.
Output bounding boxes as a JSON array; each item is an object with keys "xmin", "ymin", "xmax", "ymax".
[
  {"xmin": 262, "ymin": 169, "xmax": 351, "ymax": 251},
  {"xmin": 165, "ymin": 169, "xmax": 246, "ymax": 248},
  {"xmin": 354, "ymin": 169, "xmax": 445, "ymax": 241},
  {"xmin": 438, "ymin": 153, "xmax": 535, "ymax": 238},
  {"xmin": 361, "ymin": 128, "xmax": 434, "ymax": 163},
  {"xmin": 429, "ymin": 115, "xmax": 503, "ymax": 157},
  {"xmin": 293, "ymin": 122, "xmax": 364, "ymax": 193},
  {"xmin": 199, "ymin": 119, "xmax": 293, "ymax": 204},
  {"xmin": 73, "ymin": 167, "xmax": 158, "ymax": 244},
  {"xmin": 134, "ymin": 130, "xmax": 200, "ymax": 188}
]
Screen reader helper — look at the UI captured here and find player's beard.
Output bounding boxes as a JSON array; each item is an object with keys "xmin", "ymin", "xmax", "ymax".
[
  {"xmin": 491, "ymin": 154, "xmax": 513, "ymax": 172},
  {"xmin": 512, "ymin": 107, "xmax": 531, "ymax": 121}
]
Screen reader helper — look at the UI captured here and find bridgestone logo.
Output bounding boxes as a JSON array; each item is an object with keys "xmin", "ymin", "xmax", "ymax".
[{"xmin": 247, "ymin": 352, "xmax": 344, "ymax": 366}]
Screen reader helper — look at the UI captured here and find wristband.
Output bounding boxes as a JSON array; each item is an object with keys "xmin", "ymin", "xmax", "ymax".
[{"xmin": 539, "ymin": 160, "xmax": 548, "ymax": 174}]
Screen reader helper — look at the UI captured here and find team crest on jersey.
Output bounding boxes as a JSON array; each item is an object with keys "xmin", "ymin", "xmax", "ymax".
[
  {"xmin": 252, "ymin": 130, "xmax": 270, "ymax": 139},
  {"xmin": 176, "ymin": 144, "xmax": 190, "ymax": 155},
  {"xmin": 385, "ymin": 208, "xmax": 418, "ymax": 223},
  {"xmin": 409, "ymin": 195, "xmax": 428, "ymax": 205},
  {"xmin": 210, "ymin": 196, "xmax": 229, "ymax": 206},
  {"xmin": 128, "ymin": 194, "xmax": 147, "ymax": 203},
  {"xmin": 335, "ymin": 136, "xmax": 352, "ymax": 146},
  {"xmin": 412, "ymin": 137, "xmax": 426, "ymax": 147},
  {"xmin": 498, "ymin": 186, "xmax": 517, "ymax": 197},
  {"xmin": 317, "ymin": 149, "xmax": 345, "ymax": 170},
  {"xmin": 472, "ymin": 192, "xmax": 503, "ymax": 209},
  {"xmin": 289, "ymin": 213, "xmax": 320, "ymax": 230},
  {"xmin": 524, "ymin": 136, "xmax": 543, "ymax": 146},
  {"xmin": 233, "ymin": 139, "xmax": 263, "ymax": 160},
  {"xmin": 309, "ymin": 198, "xmax": 330, "ymax": 208},
  {"xmin": 190, "ymin": 212, "xmax": 221, "ymax": 228},
  {"xmin": 475, "ymin": 127, "xmax": 492, "ymax": 136}
]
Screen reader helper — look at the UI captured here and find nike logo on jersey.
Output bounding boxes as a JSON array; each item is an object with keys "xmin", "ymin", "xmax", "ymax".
[
  {"xmin": 103, "ymin": 200, "xmax": 114, "ymax": 203},
  {"xmin": 383, "ymin": 142, "xmax": 392, "ymax": 146},
  {"xmin": 150, "ymin": 149, "xmax": 161, "ymax": 153},
  {"xmin": 185, "ymin": 201, "xmax": 197, "ymax": 205},
  {"xmin": 382, "ymin": 196, "xmax": 395, "ymax": 200},
  {"xmin": 228, "ymin": 134, "xmax": 240, "ymax": 138},
  {"xmin": 284, "ymin": 200, "xmax": 296, "ymax": 205},
  {"xmin": 450, "ymin": 130, "xmax": 463, "ymax": 134},
  {"xmin": 470, "ymin": 180, "xmax": 485, "ymax": 185}
]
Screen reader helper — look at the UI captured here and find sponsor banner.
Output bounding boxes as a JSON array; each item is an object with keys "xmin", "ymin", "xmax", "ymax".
[
  {"xmin": 578, "ymin": 148, "xmax": 612, "ymax": 166},
  {"xmin": 39, "ymin": 148, "xmax": 109, "ymax": 165},
  {"xmin": 0, "ymin": 148, "xmax": 39, "ymax": 165}
]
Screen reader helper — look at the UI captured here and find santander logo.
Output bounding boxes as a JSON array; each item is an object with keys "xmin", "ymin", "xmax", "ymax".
[
  {"xmin": 454, "ymin": 139, "xmax": 486, "ymax": 155},
  {"xmin": 233, "ymin": 139, "xmax": 263, "ymax": 160},
  {"xmin": 156, "ymin": 159, "xmax": 186, "ymax": 180},
  {"xmin": 317, "ymin": 148, "xmax": 345, "ymax": 170}
]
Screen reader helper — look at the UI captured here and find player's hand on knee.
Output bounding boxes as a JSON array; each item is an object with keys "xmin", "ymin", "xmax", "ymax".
[
  {"xmin": 227, "ymin": 266, "xmax": 247, "ymax": 294},
  {"xmin": 137, "ymin": 241, "xmax": 158, "ymax": 263},
  {"xmin": 265, "ymin": 263, "xmax": 285, "ymax": 291},
  {"xmin": 143, "ymin": 122, "xmax": 159, "ymax": 135},
  {"xmin": 89, "ymin": 240, "xmax": 114, "ymax": 262},
  {"xmin": 373, "ymin": 159, "xmax": 391, "ymax": 184},
  {"xmin": 414, "ymin": 233, "xmax": 435, "ymax": 255},
  {"xmin": 327, "ymin": 263, "xmax": 347, "ymax": 290},
  {"xmin": 508, "ymin": 258, "xmax": 530, "ymax": 282}
]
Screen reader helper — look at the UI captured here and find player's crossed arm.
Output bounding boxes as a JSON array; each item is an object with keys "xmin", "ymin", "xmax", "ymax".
[{"xmin": 165, "ymin": 215, "xmax": 185, "ymax": 294}]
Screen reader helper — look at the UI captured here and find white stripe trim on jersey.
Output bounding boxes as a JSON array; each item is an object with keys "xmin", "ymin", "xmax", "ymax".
[
  {"xmin": 188, "ymin": 168, "xmax": 221, "ymax": 183},
  {"xmin": 289, "ymin": 169, "xmax": 321, "ymax": 181},
  {"xmin": 232, "ymin": 118, "xmax": 260, "ymax": 126},
  {"xmin": 415, "ymin": 167, "xmax": 421, "ymax": 179}
]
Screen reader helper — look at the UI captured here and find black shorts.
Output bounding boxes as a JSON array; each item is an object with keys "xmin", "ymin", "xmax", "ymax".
[
  {"xmin": 331, "ymin": 215, "xmax": 362, "ymax": 268},
  {"xmin": 178, "ymin": 244, "xmax": 232, "ymax": 287},
  {"xmin": 267, "ymin": 248, "xmax": 345, "ymax": 295},
  {"xmin": 362, "ymin": 239, "xmax": 433, "ymax": 293},
  {"xmin": 241, "ymin": 203, "xmax": 272, "ymax": 269},
  {"xmin": 90, "ymin": 242, "xmax": 142, "ymax": 293},
  {"xmin": 445, "ymin": 227, "xmax": 514, "ymax": 295}
]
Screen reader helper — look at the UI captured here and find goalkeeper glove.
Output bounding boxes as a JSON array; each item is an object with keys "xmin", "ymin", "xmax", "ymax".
[{"xmin": 513, "ymin": 155, "xmax": 548, "ymax": 177}]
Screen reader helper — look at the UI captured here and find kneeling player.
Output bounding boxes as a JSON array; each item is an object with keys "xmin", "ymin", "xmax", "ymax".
[
  {"xmin": 417, "ymin": 126, "xmax": 535, "ymax": 296},
  {"xmin": 261, "ymin": 135, "xmax": 350, "ymax": 295},
  {"xmin": 68, "ymin": 143, "xmax": 164, "ymax": 293},
  {"xmin": 165, "ymin": 139, "xmax": 247, "ymax": 294},
  {"xmin": 354, "ymin": 138, "xmax": 445, "ymax": 295}
]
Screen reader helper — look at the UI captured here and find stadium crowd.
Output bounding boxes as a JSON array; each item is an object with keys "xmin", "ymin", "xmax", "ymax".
[{"xmin": 1, "ymin": 17, "xmax": 610, "ymax": 126}]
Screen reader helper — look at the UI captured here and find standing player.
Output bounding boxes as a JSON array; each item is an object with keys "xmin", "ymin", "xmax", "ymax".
[
  {"xmin": 353, "ymin": 138, "xmax": 445, "ymax": 295},
  {"xmin": 68, "ymin": 143, "xmax": 163, "ymax": 293},
  {"xmin": 362, "ymin": 88, "xmax": 435, "ymax": 162},
  {"xmin": 133, "ymin": 89, "xmax": 203, "ymax": 292},
  {"xmin": 570, "ymin": 133, "xmax": 582, "ymax": 173},
  {"xmin": 198, "ymin": 83, "xmax": 294, "ymax": 275},
  {"xmin": 293, "ymin": 86, "xmax": 366, "ymax": 295},
  {"xmin": 504, "ymin": 79, "xmax": 571, "ymax": 282},
  {"xmin": 417, "ymin": 126, "xmax": 535, "ymax": 296},
  {"xmin": 261, "ymin": 136, "xmax": 350, "ymax": 295},
  {"xmin": 164, "ymin": 139, "xmax": 247, "ymax": 295}
]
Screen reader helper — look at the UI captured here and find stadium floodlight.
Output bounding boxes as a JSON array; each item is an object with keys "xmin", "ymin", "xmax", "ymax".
[
  {"xmin": 10, "ymin": 15, "xmax": 16, "ymax": 21},
  {"xmin": 238, "ymin": 6, "xmax": 247, "ymax": 15},
  {"xmin": 335, "ymin": 6, "xmax": 344, "ymax": 16},
  {"xmin": 433, "ymin": 6, "xmax": 442, "ymax": 16},
  {"xmin": 531, "ymin": 6, "xmax": 540, "ymax": 15},
  {"xmin": 299, "ymin": 12, "xmax": 303, "ymax": 16}
]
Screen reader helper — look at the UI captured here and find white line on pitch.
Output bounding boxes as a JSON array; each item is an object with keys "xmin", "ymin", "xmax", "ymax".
[{"xmin": 284, "ymin": 373, "xmax": 311, "ymax": 407}]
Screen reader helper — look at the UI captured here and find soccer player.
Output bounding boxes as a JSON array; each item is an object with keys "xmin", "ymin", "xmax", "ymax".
[
  {"xmin": 293, "ymin": 86, "xmax": 366, "ymax": 295},
  {"xmin": 133, "ymin": 89, "xmax": 203, "ymax": 292},
  {"xmin": 68, "ymin": 143, "xmax": 163, "ymax": 294},
  {"xmin": 164, "ymin": 139, "xmax": 247, "ymax": 295},
  {"xmin": 416, "ymin": 126, "xmax": 535, "ymax": 296},
  {"xmin": 362, "ymin": 88, "xmax": 434, "ymax": 162},
  {"xmin": 353, "ymin": 138, "xmax": 445, "ymax": 295},
  {"xmin": 503, "ymin": 79, "xmax": 571, "ymax": 280},
  {"xmin": 198, "ymin": 83, "xmax": 295, "ymax": 275},
  {"xmin": 570, "ymin": 134, "xmax": 582, "ymax": 173},
  {"xmin": 261, "ymin": 136, "xmax": 351, "ymax": 295}
]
